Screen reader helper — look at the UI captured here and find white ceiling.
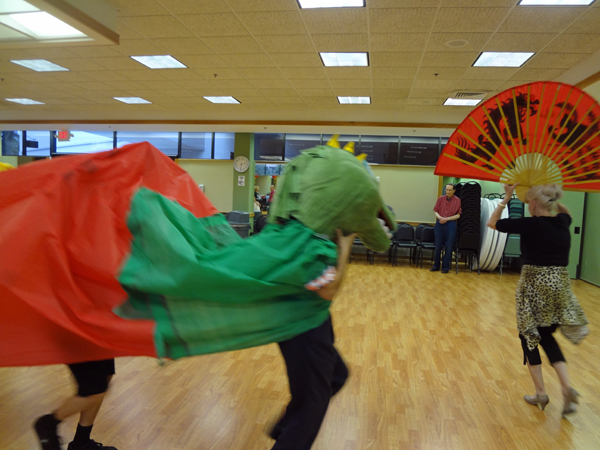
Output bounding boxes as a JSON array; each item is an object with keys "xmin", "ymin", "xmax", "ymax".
[{"xmin": 1, "ymin": 0, "xmax": 600, "ymax": 133}]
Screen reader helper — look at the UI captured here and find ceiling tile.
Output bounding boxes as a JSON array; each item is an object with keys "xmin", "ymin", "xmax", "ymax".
[
  {"xmin": 434, "ymin": 8, "xmax": 510, "ymax": 33},
  {"xmin": 271, "ymin": 53, "xmax": 323, "ymax": 68},
  {"xmin": 156, "ymin": 0, "xmax": 230, "ymax": 13},
  {"xmin": 236, "ymin": 68, "xmax": 285, "ymax": 79},
  {"xmin": 415, "ymin": 67, "xmax": 467, "ymax": 80},
  {"xmin": 483, "ymin": 33, "xmax": 558, "ymax": 53},
  {"xmin": 550, "ymin": 33, "xmax": 600, "ymax": 54},
  {"xmin": 427, "ymin": 32, "xmax": 493, "ymax": 53},
  {"xmin": 370, "ymin": 34, "xmax": 429, "ymax": 52},
  {"xmin": 46, "ymin": 58, "xmax": 107, "ymax": 72},
  {"xmin": 67, "ymin": 46, "xmax": 124, "ymax": 58},
  {"xmin": 211, "ymin": 79, "xmax": 256, "ymax": 89},
  {"xmin": 498, "ymin": 7, "xmax": 584, "ymax": 34},
  {"xmin": 70, "ymin": 82, "xmax": 115, "ymax": 91},
  {"xmin": 106, "ymin": 0, "xmax": 169, "ymax": 16},
  {"xmin": 195, "ymin": 68, "xmax": 243, "ymax": 79},
  {"xmin": 102, "ymin": 80, "xmax": 146, "ymax": 90},
  {"xmin": 267, "ymin": 96, "xmax": 305, "ymax": 103},
  {"xmin": 288, "ymin": 78, "xmax": 331, "ymax": 88},
  {"xmin": 115, "ymin": 70, "xmax": 167, "ymax": 81},
  {"xmin": 176, "ymin": 54, "xmax": 229, "ymax": 68},
  {"xmin": 311, "ymin": 34, "xmax": 368, "ymax": 52},
  {"xmin": 302, "ymin": 9, "xmax": 368, "ymax": 34},
  {"xmin": 139, "ymin": 80, "xmax": 185, "ymax": 90},
  {"xmin": 115, "ymin": 20, "xmax": 144, "ymax": 39},
  {"xmin": 369, "ymin": 0, "xmax": 439, "ymax": 7},
  {"xmin": 325, "ymin": 67, "xmax": 370, "ymax": 79},
  {"xmin": 328, "ymin": 78, "xmax": 370, "ymax": 89},
  {"xmin": 372, "ymin": 79, "xmax": 413, "ymax": 89},
  {"xmin": 178, "ymin": 13, "xmax": 249, "ymax": 37},
  {"xmin": 509, "ymin": 68, "xmax": 567, "ymax": 81},
  {"xmin": 46, "ymin": 72, "xmax": 95, "ymax": 82},
  {"xmin": 152, "ymin": 38, "xmax": 215, "ymax": 55},
  {"xmin": 221, "ymin": 53, "xmax": 275, "ymax": 68},
  {"xmin": 302, "ymin": 96, "xmax": 339, "ymax": 106},
  {"xmin": 372, "ymin": 88, "xmax": 410, "ymax": 98},
  {"xmin": 174, "ymin": 79, "xmax": 219, "ymax": 89},
  {"xmin": 237, "ymin": 11, "xmax": 306, "ymax": 35},
  {"xmin": 201, "ymin": 36, "xmax": 264, "ymax": 53},
  {"xmin": 114, "ymin": 39, "xmax": 166, "ymax": 56},
  {"xmin": 369, "ymin": 8, "xmax": 438, "ymax": 33},
  {"xmin": 279, "ymin": 67, "xmax": 327, "ymax": 78},
  {"xmin": 260, "ymin": 88, "xmax": 299, "ymax": 97},
  {"xmin": 452, "ymin": 79, "xmax": 503, "ymax": 91},
  {"xmin": 407, "ymin": 97, "xmax": 445, "ymax": 106},
  {"xmin": 412, "ymin": 79, "xmax": 458, "ymax": 91},
  {"xmin": 254, "ymin": 34, "xmax": 315, "ymax": 53},
  {"xmin": 564, "ymin": 9, "xmax": 600, "ymax": 34},
  {"xmin": 526, "ymin": 52, "xmax": 590, "ymax": 69},
  {"xmin": 81, "ymin": 71, "xmax": 130, "ymax": 82},
  {"xmin": 442, "ymin": 0, "xmax": 515, "ymax": 5},
  {"xmin": 409, "ymin": 88, "xmax": 454, "ymax": 98},
  {"xmin": 90, "ymin": 57, "xmax": 144, "ymax": 71},
  {"xmin": 235, "ymin": 96, "xmax": 273, "ymax": 104},
  {"xmin": 157, "ymin": 70, "xmax": 209, "ymax": 81},
  {"xmin": 296, "ymin": 88, "xmax": 335, "ymax": 97},
  {"xmin": 119, "ymin": 16, "xmax": 195, "ymax": 38},
  {"xmin": 249, "ymin": 78, "xmax": 292, "ymax": 89},
  {"xmin": 370, "ymin": 52, "xmax": 422, "ymax": 67},
  {"xmin": 461, "ymin": 67, "xmax": 519, "ymax": 80},
  {"xmin": 372, "ymin": 67, "xmax": 419, "ymax": 78},
  {"xmin": 420, "ymin": 52, "xmax": 478, "ymax": 68},
  {"xmin": 226, "ymin": 0, "xmax": 299, "ymax": 11},
  {"xmin": 332, "ymin": 87, "xmax": 371, "ymax": 97},
  {"xmin": 22, "ymin": 48, "xmax": 80, "ymax": 59}
]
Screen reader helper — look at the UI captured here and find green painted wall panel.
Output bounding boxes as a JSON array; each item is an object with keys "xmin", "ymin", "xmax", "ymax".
[{"xmin": 581, "ymin": 193, "xmax": 600, "ymax": 286}]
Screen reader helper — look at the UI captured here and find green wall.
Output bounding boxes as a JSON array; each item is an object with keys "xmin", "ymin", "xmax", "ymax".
[
  {"xmin": 581, "ymin": 193, "xmax": 600, "ymax": 286},
  {"xmin": 561, "ymin": 191, "xmax": 585, "ymax": 279},
  {"xmin": 231, "ymin": 133, "xmax": 255, "ymax": 214},
  {"xmin": 177, "ymin": 160, "xmax": 233, "ymax": 212}
]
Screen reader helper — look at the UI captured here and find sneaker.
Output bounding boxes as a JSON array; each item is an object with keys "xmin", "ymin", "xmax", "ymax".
[
  {"xmin": 34, "ymin": 415, "xmax": 62, "ymax": 450},
  {"xmin": 67, "ymin": 440, "xmax": 117, "ymax": 450}
]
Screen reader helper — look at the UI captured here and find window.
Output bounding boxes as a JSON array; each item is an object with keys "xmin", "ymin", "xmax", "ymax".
[
  {"xmin": 399, "ymin": 136, "xmax": 440, "ymax": 166},
  {"xmin": 55, "ymin": 131, "xmax": 114, "ymax": 154},
  {"xmin": 214, "ymin": 132, "xmax": 235, "ymax": 160},
  {"xmin": 116, "ymin": 131, "xmax": 178, "ymax": 156},
  {"xmin": 284, "ymin": 133, "xmax": 321, "ymax": 160},
  {"xmin": 181, "ymin": 132, "xmax": 213, "ymax": 159},
  {"xmin": 358, "ymin": 136, "xmax": 399, "ymax": 164},
  {"xmin": 24, "ymin": 131, "xmax": 51, "ymax": 157},
  {"xmin": 1, "ymin": 131, "xmax": 23, "ymax": 155},
  {"xmin": 254, "ymin": 133, "xmax": 284, "ymax": 161}
]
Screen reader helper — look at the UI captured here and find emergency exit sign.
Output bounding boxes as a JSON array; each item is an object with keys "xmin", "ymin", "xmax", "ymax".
[{"xmin": 57, "ymin": 130, "xmax": 71, "ymax": 141}]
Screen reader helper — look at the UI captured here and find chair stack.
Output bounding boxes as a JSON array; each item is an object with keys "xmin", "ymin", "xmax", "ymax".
[
  {"xmin": 501, "ymin": 197, "xmax": 524, "ymax": 273},
  {"xmin": 456, "ymin": 182, "xmax": 482, "ymax": 254}
]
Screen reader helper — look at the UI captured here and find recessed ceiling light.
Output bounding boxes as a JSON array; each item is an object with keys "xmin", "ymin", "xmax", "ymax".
[
  {"xmin": 131, "ymin": 55, "xmax": 187, "ymax": 69},
  {"xmin": 445, "ymin": 39, "xmax": 469, "ymax": 48},
  {"xmin": 3, "ymin": 11, "xmax": 85, "ymax": 38},
  {"xmin": 320, "ymin": 52, "xmax": 369, "ymax": 67},
  {"xmin": 444, "ymin": 98, "xmax": 481, "ymax": 106},
  {"xmin": 10, "ymin": 59, "xmax": 69, "ymax": 72},
  {"xmin": 204, "ymin": 96, "xmax": 240, "ymax": 104},
  {"xmin": 473, "ymin": 52, "xmax": 534, "ymax": 67},
  {"xmin": 298, "ymin": 0, "xmax": 365, "ymax": 8},
  {"xmin": 338, "ymin": 97, "xmax": 370, "ymax": 104},
  {"xmin": 113, "ymin": 97, "xmax": 152, "ymax": 104},
  {"xmin": 519, "ymin": 0, "xmax": 594, "ymax": 5},
  {"xmin": 5, "ymin": 98, "xmax": 44, "ymax": 105}
]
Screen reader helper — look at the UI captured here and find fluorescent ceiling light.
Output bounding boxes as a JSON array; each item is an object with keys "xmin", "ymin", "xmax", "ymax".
[
  {"xmin": 519, "ymin": 0, "xmax": 594, "ymax": 5},
  {"xmin": 298, "ymin": 0, "xmax": 365, "ymax": 8},
  {"xmin": 204, "ymin": 96, "xmax": 240, "ymax": 104},
  {"xmin": 7, "ymin": 11, "xmax": 85, "ymax": 38},
  {"xmin": 5, "ymin": 98, "xmax": 44, "ymax": 105},
  {"xmin": 10, "ymin": 59, "xmax": 69, "ymax": 72},
  {"xmin": 131, "ymin": 55, "xmax": 187, "ymax": 69},
  {"xmin": 320, "ymin": 52, "xmax": 368, "ymax": 67},
  {"xmin": 338, "ymin": 97, "xmax": 370, "ymax": 104},
  {"xmin": 444, "ymin": 98, "xmax": 481, "ymax": 106},
  {"xmin": 113, "ymin": 97, "xmax": 151, "ymax": 104},
  {"xmin": 474, "ymin": 52, "xmax": 534, "ymax": 67}
]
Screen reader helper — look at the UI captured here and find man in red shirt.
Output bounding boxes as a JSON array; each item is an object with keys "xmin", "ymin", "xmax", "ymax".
[{"xmin": 431, "ymin": 184, "xmax": 462, "ymax": 273}]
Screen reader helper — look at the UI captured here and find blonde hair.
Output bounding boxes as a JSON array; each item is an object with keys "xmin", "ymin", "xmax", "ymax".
[{"xmin": 525, "ymin": 184, "xmax": 563, "ymax": 212}]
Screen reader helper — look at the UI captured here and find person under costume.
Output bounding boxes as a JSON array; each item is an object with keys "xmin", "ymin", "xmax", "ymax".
[
  {"xmin": 431, "ymin": 183, "xmax": 462, "ymax": 273},
  {"xmin": 0, "ymin": 139, "xmax": 395, "ymax": 449},
  {"xmin": 487, "ymin": 183, "xmax": 589, "ymax": 417}
]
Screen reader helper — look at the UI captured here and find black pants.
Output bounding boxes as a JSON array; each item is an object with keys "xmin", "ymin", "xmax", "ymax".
[
  {"xmin": 272, "ymin": 316, "xmax": 348, "ymax": 450},
  {"xmin": 68, "ymin": 359, "xmax": 115, "ymax": 397},
  {"xmin": 520, "ymin": 325, "xmax": 566, "ymax": 366},
  {"xmin": 433, "ymin": 220, "xmax": 457, "ymax": 270}
]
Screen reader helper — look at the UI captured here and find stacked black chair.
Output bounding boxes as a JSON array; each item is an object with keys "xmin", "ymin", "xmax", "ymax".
[
  {"xmin": 392, "ymin": 222, "xmax": 417, "ymax": 266},
  {"xmin": 416, "ymin": 225, "xmax": 436, "ymax": 268},
  {"xmin": 454, "ymin": 181, "xmax": 482, "ymax": 274},
  {"xmin": 500, "ymin": 196, "xmax": 524, "ymax": 274},
  {"xmin": 253, "ymin": 214, "xmax": 268, "ymax": 234}
]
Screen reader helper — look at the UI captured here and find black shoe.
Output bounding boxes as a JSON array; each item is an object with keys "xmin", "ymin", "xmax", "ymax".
[
  {"xmin": 67, "ymin": 440, "xmax": 117, "ymax": 450},
  {"xmin": 441, "ymin": 268, "xmax": 449, "ymax": 274},
  {"xmin": 34, "ymin": 415, "xmax": 62, "ymax": 450},
  {"xmin": 430, "ymin": 266, "xmax": 440, "ymax": 272}
]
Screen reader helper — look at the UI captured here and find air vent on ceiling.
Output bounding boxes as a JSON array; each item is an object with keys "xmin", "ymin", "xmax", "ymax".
[{"xmin": 450, "ymin": 91, "xmax": 488, "ymax": 99}]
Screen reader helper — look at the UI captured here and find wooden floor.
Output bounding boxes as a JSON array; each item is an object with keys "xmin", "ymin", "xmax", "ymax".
[{"xmin": 1, "ymin": 260, "xmax": 599, "ymax": 450}]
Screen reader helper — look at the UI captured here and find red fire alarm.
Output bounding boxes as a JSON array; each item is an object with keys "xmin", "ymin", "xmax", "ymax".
[{"xmin": 57, "ymin": 130, "xmax": 72, "ymax": 141}]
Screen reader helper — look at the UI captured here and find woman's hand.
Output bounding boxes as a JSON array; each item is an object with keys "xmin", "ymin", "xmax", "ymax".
[
  {"xmin": 503, "ymin": 182, "xmax": 519, "ymax": 199},
  {"xmin": 336, "ymin": 229, "xmax": 358, "ymax": 255}
]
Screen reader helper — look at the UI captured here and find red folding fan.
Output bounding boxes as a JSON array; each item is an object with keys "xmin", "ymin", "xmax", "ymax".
[{"xmin": 435, "ymin": 81, "xmax": 600, "ymax": 201}]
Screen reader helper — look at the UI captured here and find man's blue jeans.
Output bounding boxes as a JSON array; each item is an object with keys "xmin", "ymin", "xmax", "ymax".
[{"xmin": 433, "ymin": 220, "xmax": 457, "ymax": 270}]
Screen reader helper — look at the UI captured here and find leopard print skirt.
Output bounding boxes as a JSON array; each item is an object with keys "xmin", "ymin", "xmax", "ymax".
[{"xmin": 516, "ymin": 265, "xmax": 589, "ymax": 351}]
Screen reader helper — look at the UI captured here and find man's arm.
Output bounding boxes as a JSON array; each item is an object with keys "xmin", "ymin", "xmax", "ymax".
[{"xmin": 316, "ymin": 230, "xmax": 357, "ymax": 301}]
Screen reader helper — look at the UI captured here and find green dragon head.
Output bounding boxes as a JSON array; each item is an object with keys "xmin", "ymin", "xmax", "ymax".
[{"xmin": 268, "ymin": 136, "xmax": 396, "ymax": 253}]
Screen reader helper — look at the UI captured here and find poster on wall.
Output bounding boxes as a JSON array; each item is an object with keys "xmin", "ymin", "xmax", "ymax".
[{"xmin": 399, "ymin": 137, "xmax": 440, "ymax": 166}]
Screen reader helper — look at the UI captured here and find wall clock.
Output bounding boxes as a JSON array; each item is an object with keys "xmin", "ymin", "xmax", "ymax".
[{"xmin": 233, "ymin": 155, "xmax": 249, "ymax": 173}]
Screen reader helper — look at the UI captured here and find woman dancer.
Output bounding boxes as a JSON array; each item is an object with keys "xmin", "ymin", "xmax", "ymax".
[{"xmin": 487, "ymin": 183, "xmax": 589, "ymax": 416}]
